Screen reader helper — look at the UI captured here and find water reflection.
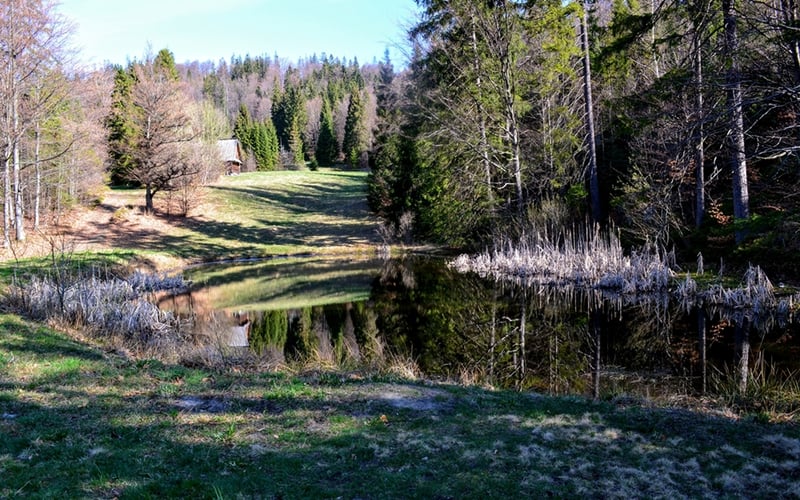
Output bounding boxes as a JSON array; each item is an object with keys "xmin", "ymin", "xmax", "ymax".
[{"xmin": 163, "ymin": 257, "xmax": 800, "ymax": 401}]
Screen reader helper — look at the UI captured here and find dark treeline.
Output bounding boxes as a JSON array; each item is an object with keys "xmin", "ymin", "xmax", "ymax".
[
  {"xmin": 187, "ymin": 52, "xmax": 382, "ymax": 171},
  {"xmin": 367, "ymin": 0, "xmax": 800, "ymax": 264}
]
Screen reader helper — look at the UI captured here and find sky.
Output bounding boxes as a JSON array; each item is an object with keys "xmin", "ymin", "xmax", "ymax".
[{"xmin": 58, "ymin": 0, "xmax": 419, "ymax": 69}]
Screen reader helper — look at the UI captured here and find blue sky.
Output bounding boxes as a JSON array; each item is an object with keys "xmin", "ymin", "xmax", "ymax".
[{"xmin": 59, "ymin": 0, "xmax": 419, "ymax": 68}]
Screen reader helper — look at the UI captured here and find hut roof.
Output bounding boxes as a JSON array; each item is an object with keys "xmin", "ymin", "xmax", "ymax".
[{"xmin": 217, "ymin": 139, "xmax": 242, "ymax": 165}]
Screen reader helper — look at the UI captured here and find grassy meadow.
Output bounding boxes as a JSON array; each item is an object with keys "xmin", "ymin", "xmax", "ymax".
[
  {"xmin": 40, "ymin": 169, "xmax": 384, "ymax": 269},
  {"xmin": 2, "ymin": 315, "xmax": 799, "ymax": 498}
]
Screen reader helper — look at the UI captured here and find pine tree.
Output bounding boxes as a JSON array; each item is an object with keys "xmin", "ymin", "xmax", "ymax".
[
  {"xmin": 315, "ymin": 98, "xmax": 338, "ymax": 165},
  {"xmin": 233, "ymin": 103, "xmax": 254, "ymax": 158},
  {"xmin": 271, "ymin": 83, "xmax": 287, "ymax": 147},
  {"xmin": 154, "ymin": 48, "xmax": 179, "ymax": 81},
  {"xmin": 289, "ymin": 115, "xmax": 305, "ymax": 167},
  {"xmin": 272, "ymin": 77, "xmax": 307, "ymax": 163},
  {"xmin": 343, "ymin": 90, "xmax": 367, "ymax": 167},
  {"xmin": 106, "ymin": 65, "xmax": 139, "ymax": 186},
  {"xmin": 253, "ymin": 119, "xmax": 280, "ymax": 170}
]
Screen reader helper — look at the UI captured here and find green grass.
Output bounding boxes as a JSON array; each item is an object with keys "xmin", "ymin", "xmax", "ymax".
[
  {"xmin": 0, "ymin": 169, "xmax": 381, "ymax": 286},
  {"xmin": 106, "ymin": 169, "xmax": 381, "ymax": 262},
  {"xmin": 0, "ymin": 250, "xmax": 140, "ymax": 285},
  {"xmin": 2, "ymin": 314, "xmax": 800, "ymax": 498}
]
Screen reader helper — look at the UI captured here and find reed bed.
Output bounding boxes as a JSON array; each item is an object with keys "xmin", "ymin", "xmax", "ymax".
[
  {"xmin": 4, "ymin": 272, "xmax": 189, "ymax": 350},
  {"xmin": 676, "ymin": 264, "xmax": 798, "ymax": 328},
  {"xmin": 450, "ymin": 225, "xmax": 673, "ymax": 294},
  {"xmin": 451, "ymin": 226, "xmax": 798, "ymax": 318}
]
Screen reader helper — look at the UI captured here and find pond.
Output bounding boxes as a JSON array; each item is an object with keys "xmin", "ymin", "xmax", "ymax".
[{"xmin": 159, "ymin": 256, "xmax": 800, "ymax": 401}]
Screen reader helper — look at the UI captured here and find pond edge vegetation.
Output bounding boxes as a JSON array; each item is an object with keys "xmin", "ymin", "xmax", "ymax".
[{"xmin": 450, "ymin": 224, "xmax": 800, "ymax": 322}]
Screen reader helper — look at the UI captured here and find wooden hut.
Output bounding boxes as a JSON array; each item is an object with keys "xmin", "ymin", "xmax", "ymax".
[{"xmin": 217, "ymin": 139, "xmax": 243, "ymax": 175}]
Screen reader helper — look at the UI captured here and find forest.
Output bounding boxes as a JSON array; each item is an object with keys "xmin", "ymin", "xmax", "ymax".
[
  {"xmin": 2, "ymin": 0, "xmax": 799, "ymax": 272},
  {"xmin": 368, "ymin": 0, "xmax": 800, "ymax": 265}
]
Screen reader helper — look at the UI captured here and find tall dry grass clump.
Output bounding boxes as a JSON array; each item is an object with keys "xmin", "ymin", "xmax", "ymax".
[
  {"xmin": 5, "ymin": 271, "xmax": 189, "ymax": 352},
  {"xmin": 676, "ymin": 264, "xmax": 797, "ymax": 328},
  {"xmin": 450, "ymin": 225, "xmax": 673, "ymax": 294}
]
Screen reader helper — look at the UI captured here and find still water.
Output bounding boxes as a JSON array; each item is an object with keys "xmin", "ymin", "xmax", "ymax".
[{"xmin": 159, "ymin": 256, "xmax": 800, "ymax": 399}]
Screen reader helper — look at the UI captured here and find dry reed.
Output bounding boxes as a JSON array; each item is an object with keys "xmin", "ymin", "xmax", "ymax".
[
  {"xmin": 5, "ymin": 272, "xmax": 189, "ymax": 349},
  {"xmin": 450, "ymin": 225, "xmax": 673, "ymax": 294},
  {"xmin": 451, "ymin": 227, "xmax": 798, "ymax": 319}
]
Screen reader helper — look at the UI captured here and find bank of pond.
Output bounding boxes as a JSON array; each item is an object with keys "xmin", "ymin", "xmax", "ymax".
[
  {"xmin": 7, "ymin": 252, "xmax": 799, "ymax": 416},
  {"xmin": 151, "ymin": 256, "xmax": 799, "ymax": 414}
]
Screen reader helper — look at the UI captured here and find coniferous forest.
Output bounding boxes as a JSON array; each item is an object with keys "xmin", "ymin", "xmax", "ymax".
[{"xmin": 3, "ymin": 0, "xmax": 800, "ymax": 273}]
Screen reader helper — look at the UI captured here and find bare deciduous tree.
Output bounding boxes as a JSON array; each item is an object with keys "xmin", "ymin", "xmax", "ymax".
[
  {"xmin": 124, "ymin": 62, "xmax": 199, "ymax": 214},
  {"xmin": 0, "ymin": 0, "xmax": 71, "ymax": 244}
]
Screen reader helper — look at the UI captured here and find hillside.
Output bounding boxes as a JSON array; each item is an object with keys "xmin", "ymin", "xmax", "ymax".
[{"xmin": 2, "ymin": 169, "xmax": 383, "ymax": 270}]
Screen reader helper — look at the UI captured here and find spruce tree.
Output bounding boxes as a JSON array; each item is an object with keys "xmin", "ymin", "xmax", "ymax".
[
  {"xmin": 315, "ymin": 98, "xmax": 338, "ymax": 165},
  {"xmin": 106, "ymin": 65, "xmax": 138, "ymax": 186},
  {"xmin": 253, "ymin": 119, "xmax": 280, "ymax": 170},
  {"xmin": 271, "ymin": 83, "xmax": 287, "ymax": 147},
  {"xmin": 343, "ymin": 90, "xmax": 367, "ymax": 167},
  {"xmin": 252, "ymin": 121, "xmax": 267, "ymax": 170},
  {"xmin": 289, "ymin": 115, "xmax": 305, "ymax": 167},
  {"xmin": 154, "ymin": 48, "xmax": 179, "ymax": 81},
  {"xmin": 233, "ymin": 103, "xmax": 254, "ymax": 156}
]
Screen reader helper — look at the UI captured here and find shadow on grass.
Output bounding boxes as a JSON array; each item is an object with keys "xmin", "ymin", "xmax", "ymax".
[
  {"xmin": 0, "ymin": 251, "xmax": 142, "ymax": 285},
  {"xmin": 2, "ymin": 318, "xmax": 800, "ymax": 498},
  {"xmin": 72, "ymin": 176, "xmax": 381, "ymax": 261},
  {"xmin": 0, "ymin": 317, "xmax": 104, "ymax": 362}
]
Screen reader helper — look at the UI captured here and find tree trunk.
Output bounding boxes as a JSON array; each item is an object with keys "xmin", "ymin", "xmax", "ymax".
[
  {"xmin": 735, "ymin": 320, "xmax": 749, "ymax": 394},
  {"xmin": 580, "ymin": 2, "xmax": 601, "ymax": 222},
  {"xmin": 694, "ymin": 27, "xmax": 706, "ymax": 228},
  {"xmin": 13, "ymin": 83, "xmax": 25, "ymax": 242},
  {"xmin": 780, "ymin": 0, "xmax": 800, "ymax": 83},
  {"xmin": 697, "ymin": 306, "xmax": 707, "ymax": 394},
  {"xmin": 517, "ymin": 289, "xmax": 526, "ymax": 387},
  {"xmin": 723, "ymin": 0, "xmax": 750, "ymax": 243},
  {"xmin": 145, "ymin": 185, "xmax": 155, "ymax": 214},
  {"xmin": 3, "ymin": 154, "xmax": 10, "ymax": 248},
  {"xmin": 470, "ymin": 14, "xmax": 494, "ymax": 213},
  {"xmin": 34, "ymin": 121, "xmax": 41, "ymax": 230},
  {"xmin": 650, "ymin": 0, "xmax": 661, "ymax": 79},
  {"xmin": 495, "ymin": 3, "xmax": 524, "ymax": 216}
]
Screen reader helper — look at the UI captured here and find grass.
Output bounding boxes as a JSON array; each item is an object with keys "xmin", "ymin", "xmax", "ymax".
[
  {"xmin": 1, "ymin": 315, "xmax": 799, "ymax": 498},
  {"xmin": 3, "ymin": 170, "xmax": 800, "ymax": 496},
  {"xmin": 158, "ymin": 169, "xmax": 381, "ymax": 261},
  {"xmin": 0, "ymin": 250, "xmax": 140, "ymax": 284},
  {"xmin": 0, "ymin": 169, "xmax": 381, "ymax": 271}
]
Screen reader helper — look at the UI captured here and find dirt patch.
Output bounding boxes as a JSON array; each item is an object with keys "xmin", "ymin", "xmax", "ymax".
[
  {"xmin": 0, "ymin": 190, "xmax": 192, "ymax": 270},
  {"xmin": 358, "ymin": 383, "xmax": 453, "ymax": 412}
]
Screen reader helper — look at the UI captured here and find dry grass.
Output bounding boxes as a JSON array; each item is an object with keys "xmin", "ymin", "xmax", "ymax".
[
  {"xmin": 453, "ymin": 227, "xmax": 800, "ymax": 317},
  {"xmin": 450, "ymin": 224, "xmax": 673, "ymax": 294},
  {"xmin": 4, "ymin": 272, "xmax": 188, "ymax": 355}
]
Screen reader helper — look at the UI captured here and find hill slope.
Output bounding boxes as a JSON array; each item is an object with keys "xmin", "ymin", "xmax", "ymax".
[{"xmin": 6, "ymin": 169, "xmax": 382, "ymax": 268}]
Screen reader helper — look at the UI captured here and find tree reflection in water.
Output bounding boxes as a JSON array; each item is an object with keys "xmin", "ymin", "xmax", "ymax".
[{"xmin": 165, "ymin": 257, "xmax": 800, "ymax": 403}]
